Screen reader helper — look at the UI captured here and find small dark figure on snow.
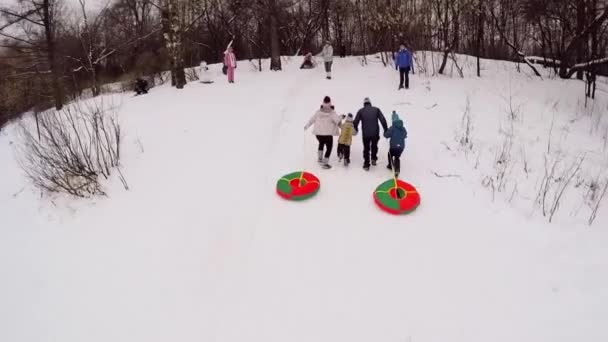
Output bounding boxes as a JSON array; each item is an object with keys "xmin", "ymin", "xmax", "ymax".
[
  {"xmin": 135, "ymin": 78, "xmax": 148, "ymax": 95},
  {"xmin": 353, "ymin": 97, "xmax": 388, "ymax": 170},
  {"xmin": 305, "ymin": 96, "xmax": 341, "ymax": 169},
  {"xmin": 300, "ymin": 52, "xmax": 316, "ymax": 69},
  {"xmin": 337, "ymin": 113, "xmax": 356, "ymax": 166},
  {"xmin": 384, "ymin": 111, "xmax": 408, "ymax": 177},
  {"xmin": 394, "ymin": 44, "xmax": 413, "ymax": 90}
]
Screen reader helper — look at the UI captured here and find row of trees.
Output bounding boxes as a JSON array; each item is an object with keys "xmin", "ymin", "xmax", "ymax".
[{"xmin": 2, "ymin": 0, "xmax": 608, "ymax": 126}]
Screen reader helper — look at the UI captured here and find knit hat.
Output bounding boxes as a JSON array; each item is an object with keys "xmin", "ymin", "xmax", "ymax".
[
  {"xmin": 392, "ymin": 110, "xmax": 400, "ymax": 122},
  {"xmin": 363, "ymin": 97, "xmax": 371, "ymax": 105}
]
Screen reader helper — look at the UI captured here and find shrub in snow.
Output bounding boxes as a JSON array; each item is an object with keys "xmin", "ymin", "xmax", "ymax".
[{"xmin": 15, "ymin": 100, "xmax": 127, "ymax": 198}]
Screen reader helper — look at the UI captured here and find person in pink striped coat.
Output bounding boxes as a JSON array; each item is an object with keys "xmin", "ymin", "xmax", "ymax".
[{"xmin": 223, "ymin": 47, "xmax": 237, "ymax": 83}]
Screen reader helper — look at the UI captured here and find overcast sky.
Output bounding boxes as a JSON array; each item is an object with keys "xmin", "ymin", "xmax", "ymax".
[{"xmin": 0, "ymin": 0, "xmax": 113, "ymax": 11}]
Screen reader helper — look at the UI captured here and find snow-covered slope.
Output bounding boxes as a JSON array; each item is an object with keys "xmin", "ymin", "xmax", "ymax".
[{"xmin": 1, "ymin": 54, "xmax": 607, "ymax": 342}]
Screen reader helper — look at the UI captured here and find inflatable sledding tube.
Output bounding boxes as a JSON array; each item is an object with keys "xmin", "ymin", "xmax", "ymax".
[
  {"xmin": 276, "ymin": 171, "xmax": 320, "ymax": 201},
  {"xmin": 373, "ymin": 179, "xmax": 420, "ymax": 214}
]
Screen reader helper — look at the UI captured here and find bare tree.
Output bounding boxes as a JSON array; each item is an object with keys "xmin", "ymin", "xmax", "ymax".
[{"xmin": 1, "ymin": 0, "xmax": 65, "ymax": 109}]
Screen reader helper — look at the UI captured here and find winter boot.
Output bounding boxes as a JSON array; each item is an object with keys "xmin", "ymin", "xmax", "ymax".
[
  {"xmin": 344, "ymin": 158, "xmax": 350, "ymax": 167},
  {"xmin": 371, "ymin": 159, "xmax": 377, "ymax": 166},
  {"xmin": 363, "ymin": 162, "xmax": 370, "ymax": 171},
  {"xmin": 322, "ymin": 158, "xmax": 331, "ymax": 169},
  {"xmin": 317, "ymin": 150, "xmax": 323, "ymax": 163}
]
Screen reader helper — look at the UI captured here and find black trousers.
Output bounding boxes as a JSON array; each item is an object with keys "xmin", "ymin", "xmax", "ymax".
[
  {"xmin": 337, "ymin": 143, "xmax": 351, "ymax": 161},
  {"xmin": 316, "ymin": 135, "xmax": 333, "ymax": 158},
  {"xmin": 362, "ymin": 136, "xmax": 379, "ymax": 165},
  {"xmin": 399, "ymin": 67, "xmax": 410, "ymax": 88},
  {"xmin": 324, "ymin": 61, "xmax": 333, "ymax": 72},
  {"xmin": 387, "ymin": 146, "xmax": 404, "ymax": 173}
]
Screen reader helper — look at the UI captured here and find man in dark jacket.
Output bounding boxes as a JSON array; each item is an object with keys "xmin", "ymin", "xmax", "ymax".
[
  {"xmin": 394, "ymin": 44, "xmax": 413, "ymax": 89},
  {"xmin": 353, "ymin": 97, "xmax": 388, "ymax": 170}
]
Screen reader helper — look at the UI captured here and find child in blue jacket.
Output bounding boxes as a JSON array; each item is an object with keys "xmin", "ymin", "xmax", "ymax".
[{"xmin": 384, "ymin": 111, "xmax": 408, "ymax": 177}]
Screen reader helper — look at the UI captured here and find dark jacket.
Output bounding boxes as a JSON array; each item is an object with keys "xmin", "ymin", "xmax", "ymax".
[
  {"xmin": 394, "ymin": 49, "xmax": 412, "ymax": 69},
  {"xmin": 353, "ymin": 104, "xmax": 388, "ymax": 138},
  {"xmin": 384, "ymin": 119, "xmax": 407, "ymax": 149}
]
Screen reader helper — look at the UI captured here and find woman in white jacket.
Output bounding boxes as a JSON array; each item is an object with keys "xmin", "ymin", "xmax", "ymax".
[{"xmin": 304, "ymin": 96, "xmax": 341, "ymax": 169}]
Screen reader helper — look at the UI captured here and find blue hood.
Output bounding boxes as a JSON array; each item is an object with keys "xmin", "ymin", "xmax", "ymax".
[
  {"xmin": 384, "ymin": 119, "xmax": 407, "ymax": 149},
  {"xmin": 392, "ymin": 111, "xmax": 400, "ymax": 123}
]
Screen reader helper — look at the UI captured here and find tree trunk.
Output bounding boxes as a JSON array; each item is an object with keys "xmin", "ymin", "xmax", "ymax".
[
  {"xmin": 590, "ymin": 0, "xmax": 598, "ymax": 98},
  {"xmin": 321, "ymin": 0, "xmax": 330, "ymax": 42},
  {"xmin": 335, "ymin": 4, "xmax": 344, "ymax": 56},
  {"xmin": 438, "ymin": 49, "xmax": 449, "ymax": 74},
  {"xmin": 356, "ymin": 0, "xmax": 367, "ymax": 64},
  {"xmin": 438, "ymin": 0, "xmax": 454, "ymax": 75},
  {"xmin": 558, "ymin": 7, "xmax": 608, "ymax": 78},
  {"xmin": 161, "ymin": 0, "xmax": 186, "ymax": 89},
  {"xmin": 576, "ymin": 0, "xmax": 585, "ymax": 80},
  {"xmin": 476, "ymin": 0, "xmax": 484, "ymax": 77},
  {"xmin": 43, "ymin": 0, "xmax": 63, "ymax": 110},
  {"xmin": 269, "ymin": 1, "xmax": 281, "ymax": 71}
]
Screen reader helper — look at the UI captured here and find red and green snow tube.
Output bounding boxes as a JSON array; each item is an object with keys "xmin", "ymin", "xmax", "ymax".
[
  {"xmin": 276, "ymin": 171, "xmax": 320, "ymax": 201},
  {"xmin": 374, "ymin": 179, "xmax": 420, "ymax": 214}
]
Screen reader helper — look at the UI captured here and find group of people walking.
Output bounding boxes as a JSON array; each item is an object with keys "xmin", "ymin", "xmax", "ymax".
[
  {"xmin": 304, "ymin": 96, "xmax": 408, "ymax": 176},
  {"xmin": 196, "ymin": 42, "xmax": 413, "ymax": 175},
  {"xmin": 214, "ymin": 41, "xmax": 413, "ymax": 88}
]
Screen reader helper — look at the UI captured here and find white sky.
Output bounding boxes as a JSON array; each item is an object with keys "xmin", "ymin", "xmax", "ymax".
[{"xmin": 0, "ymin": 0, "xmax": 113, "ymax": 11}]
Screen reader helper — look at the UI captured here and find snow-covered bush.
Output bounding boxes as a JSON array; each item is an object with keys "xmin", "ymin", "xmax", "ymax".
[{"xmin": 15, "ymin": 100, "xmax": 127, "ymax": 197}]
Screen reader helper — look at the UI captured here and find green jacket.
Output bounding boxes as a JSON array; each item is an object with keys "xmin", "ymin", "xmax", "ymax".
[{"xmin": 339, "ymin": 120, "xmax": 355, "ymax": 145}]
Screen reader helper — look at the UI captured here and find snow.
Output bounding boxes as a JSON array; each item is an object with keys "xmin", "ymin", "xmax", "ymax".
[
  {"xmin": 528, "ymin": 56, "xmax": 562, "ymax": 65},
  {"xmin": 1, "ymin": 53, "xmax": 608, "ymax": 342}
]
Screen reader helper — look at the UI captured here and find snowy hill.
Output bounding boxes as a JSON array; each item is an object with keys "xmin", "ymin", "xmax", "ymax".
[{"xmin": 1, "ymin": 53, "xmax": 607, "ymax": 342}]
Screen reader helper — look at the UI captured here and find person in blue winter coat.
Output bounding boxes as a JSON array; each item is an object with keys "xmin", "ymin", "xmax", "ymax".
[
  {"xmin": 384, "ymin": 111, "xmax": 408, "ymax": 177},
  {"xmin": 394, "ymin": 44, "xmax": 413, "ymax": 90}
]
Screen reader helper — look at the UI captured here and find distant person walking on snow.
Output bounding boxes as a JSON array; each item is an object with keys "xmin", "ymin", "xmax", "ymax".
[
  {"xmin": 384, "ymin": 111, "xmax": 408, "ymax": 177},
  {"xmin": 319, "ymin": 40, "xmax": 334, "ymax": 79},
  {"xmin": 353, "ymin": 97, "xmax": 388, "ymax": 170},
  {"xmin": 223, "ymin": 47, "xmax": 237, "ymax": 83},
  {"xmin": 394, "ymin": 44, "xmax": 413, "ymax": 89},
  {"xmin": 304, "ymin": 96, "xmax": 341, "ymax": 169},
  {"xmin": 337, "ymin": 113, "xmax": 356, "ymax": 166}
]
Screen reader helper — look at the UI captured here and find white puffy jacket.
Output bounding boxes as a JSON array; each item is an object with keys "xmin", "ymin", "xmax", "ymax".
[
  {"xmin": 320, "ymin": 44, "xmax": 334, "ymax": 62},
  {"xmin": 305, "ymin": 105, "xmax": 341, "ymax": 136}
]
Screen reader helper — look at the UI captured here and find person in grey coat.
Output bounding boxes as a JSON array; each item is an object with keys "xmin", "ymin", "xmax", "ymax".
[
  {"xmin": 319, "ymin": 40, "xmax": 334, "ymax": 79},
  {"xmin": 353, "ymin": 97, "xmax": 388, "ymax": 170}
]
